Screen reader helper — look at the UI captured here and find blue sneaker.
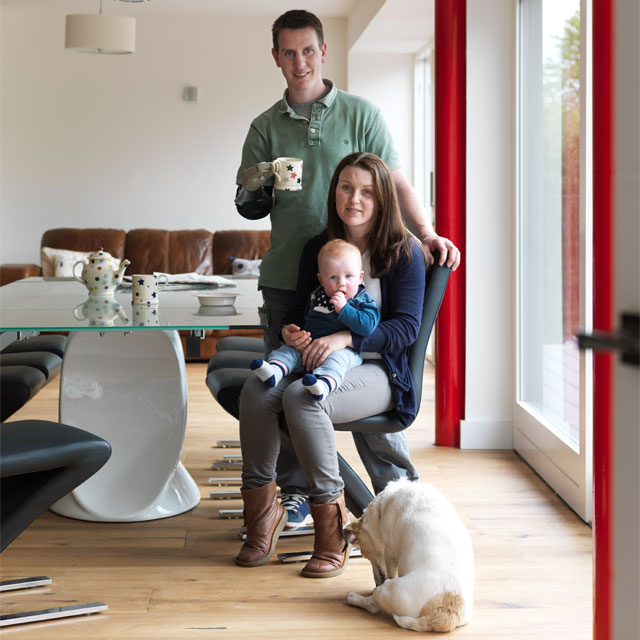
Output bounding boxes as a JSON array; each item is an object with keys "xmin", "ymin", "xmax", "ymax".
[{"xmin": 280, "ymin": 494, "xmax": 314, "ymax": 531}]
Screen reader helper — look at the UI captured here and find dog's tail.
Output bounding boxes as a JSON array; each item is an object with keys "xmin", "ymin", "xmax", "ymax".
[{"xmin": 393, "ymin": 592, "xmax": 464, "ymax": 633}]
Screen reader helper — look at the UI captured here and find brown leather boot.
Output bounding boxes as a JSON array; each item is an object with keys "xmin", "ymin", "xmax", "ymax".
[
  {"xmin": 235, "ymin": 481, "xmax": 287, "ymax": 567},
  {"xmin": 301, "ymin": 491, "xmax": 351, "ymax": 578}
]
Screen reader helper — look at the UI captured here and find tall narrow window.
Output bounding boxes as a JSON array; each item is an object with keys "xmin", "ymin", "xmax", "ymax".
[{"xmin": 515, "ymin": 0, "xmax": 592, "ymax": 521}]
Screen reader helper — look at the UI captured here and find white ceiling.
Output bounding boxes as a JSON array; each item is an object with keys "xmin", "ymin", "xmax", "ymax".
[
  {"xmin": 139, "ymin": 0, "xmax": 360, "ymax": 17},
  {"xmin": 353, "ymin": 0, "xmax": 434, "ymax": 53},
  {"xmin": 4, "ymin": 0, "xmax": 359, "ymax": 18},
  {"xmin": 2, "ymin": 0, "xmax": 434, "ymax": 54}
]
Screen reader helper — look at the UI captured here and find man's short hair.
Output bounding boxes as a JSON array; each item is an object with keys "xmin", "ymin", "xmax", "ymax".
[{"xmin": 272, "ymin": 10, "xmax": 324, "ymax": 52}]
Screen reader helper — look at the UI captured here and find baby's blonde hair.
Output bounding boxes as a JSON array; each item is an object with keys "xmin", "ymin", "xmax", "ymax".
[{"xmin": 317, "ymin": 239, "xmax": 362, "ymax": 271}]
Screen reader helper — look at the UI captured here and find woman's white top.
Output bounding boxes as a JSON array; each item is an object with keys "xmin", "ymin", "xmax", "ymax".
[{"xmin": 361, "ymin": 252, "xmax": 382, "ymax": 360}]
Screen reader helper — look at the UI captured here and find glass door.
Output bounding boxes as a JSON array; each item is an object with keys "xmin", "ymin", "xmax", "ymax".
[{"xmin": 515, "ymin": 0, "xmax": 592, "ymax": 522}]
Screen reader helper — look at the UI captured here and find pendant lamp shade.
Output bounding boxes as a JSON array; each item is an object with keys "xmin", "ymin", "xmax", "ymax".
[{"xmin": 65, "ymin": 14, "xmax": 135, "ymax": 54}]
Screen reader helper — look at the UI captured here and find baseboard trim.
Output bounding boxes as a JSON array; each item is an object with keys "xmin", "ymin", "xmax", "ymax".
[{"xmin": 460, "ymin": 419, "xmax": 513, "ymax": 449}]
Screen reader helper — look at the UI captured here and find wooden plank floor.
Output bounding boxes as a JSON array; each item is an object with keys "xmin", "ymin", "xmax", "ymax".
[{"xmin": 1, "ymin": 363, "xmax": 592, "ymax": 639}]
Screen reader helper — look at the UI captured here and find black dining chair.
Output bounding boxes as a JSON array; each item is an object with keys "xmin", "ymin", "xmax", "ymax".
[
  {"xmin": 0, "ymin": 334, "xmax": 68, "ymax": 421},
  {"xmin": 0, "ymin": 420, "xmax": 112, "ymax": 627},
  {"xmin": 205, "ymin": 257, "xmax": 450, "ymax": 517}
]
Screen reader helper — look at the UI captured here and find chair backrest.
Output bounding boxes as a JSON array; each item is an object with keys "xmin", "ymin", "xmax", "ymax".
[
  {"xmin": 408, "ymin": 254, "xmax": 451, "ymax": 409},
  {"xmin": 334, "ymin": 254, "xmax": 450, "ymax": 434}
]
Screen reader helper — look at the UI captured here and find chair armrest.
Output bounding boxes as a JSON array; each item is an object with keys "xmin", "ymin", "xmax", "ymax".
[{"xmin": 0, "ymin": 264, "xmax": 42, "ymax": 287}]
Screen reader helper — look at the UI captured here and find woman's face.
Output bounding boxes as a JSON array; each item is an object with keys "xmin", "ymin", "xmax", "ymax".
[{"xmin": 335, "ymin": 165, "xmax": 378, "ymax": 236}]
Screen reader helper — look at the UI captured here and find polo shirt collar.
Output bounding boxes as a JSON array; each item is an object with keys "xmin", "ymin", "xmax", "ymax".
[{"xmin": 279, "ymin": 79, "xmax": 337, "ymax": 114}]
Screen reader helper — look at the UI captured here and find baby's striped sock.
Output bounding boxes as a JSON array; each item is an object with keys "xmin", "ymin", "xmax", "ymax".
[
  {"xmin": 302, "ymin": 373, "xmax": 332, "ymax": 401},
  {"xmin": 250, "ymin": 359, "xmax": 286, "ymax": 388}
]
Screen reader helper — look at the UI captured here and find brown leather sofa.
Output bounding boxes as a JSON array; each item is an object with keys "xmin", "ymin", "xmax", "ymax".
[{"xmin": 0, "ymin": 227, "xmax": 270, "ymax": 361}]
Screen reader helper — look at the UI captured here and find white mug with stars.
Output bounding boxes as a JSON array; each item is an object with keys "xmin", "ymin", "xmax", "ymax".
[
  {"xmin": 270, "ymin": 157, "xmax": 303, "ymax": 191},
  {"xmin": 132, "ymin": 273, "xmax": 168, "ymax": 306}
]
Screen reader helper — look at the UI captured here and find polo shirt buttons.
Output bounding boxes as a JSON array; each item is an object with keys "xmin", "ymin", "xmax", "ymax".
[
  {"xmin": 310, "ymin": 128, "xmax": 317, "ymax": 133},
  {"xmin": 392, "ymin": 373, "xmax": 397, "ymax": 378}
]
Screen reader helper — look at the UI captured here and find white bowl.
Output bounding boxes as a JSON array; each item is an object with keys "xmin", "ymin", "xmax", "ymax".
[
  {"xmin": 197, "ymin": 292, "xmax": 237, "ymax": 307},
  {"xmin": 195, "ymin": 306, "xmax": 240, "ymax": 317}
]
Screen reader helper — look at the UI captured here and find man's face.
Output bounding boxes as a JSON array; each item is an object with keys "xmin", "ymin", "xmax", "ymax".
[{"xmin": 272, "ymin": 27, "xmax": 326, "ymax": 97}]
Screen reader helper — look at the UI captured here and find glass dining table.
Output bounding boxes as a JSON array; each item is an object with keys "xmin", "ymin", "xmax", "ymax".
[{"xmin": 0, "ymin": 276, "xmax": 264, "ymax": 523}]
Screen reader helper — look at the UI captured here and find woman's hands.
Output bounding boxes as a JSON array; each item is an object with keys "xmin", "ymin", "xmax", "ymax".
[
  {"xmin": 301, "ymin": 330, "xmax": 353, "ymax": 371},
  {"xmin": 282, "ymin": 325, "xmax": 354, "ymax": 370}
]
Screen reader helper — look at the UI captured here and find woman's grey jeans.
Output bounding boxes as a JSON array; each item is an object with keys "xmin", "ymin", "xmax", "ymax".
[{"xmin": 239, "ymin": 361, "xmax": 419, "ymax": 504}]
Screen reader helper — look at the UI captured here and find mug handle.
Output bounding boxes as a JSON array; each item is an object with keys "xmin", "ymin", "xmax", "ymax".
[
  {"xmin": 73, "ymin": 303, "xmax": 85, "ymax": 321},
  {"xmin": 72, "ymin": 260, "xmax": 86, "ymax": 284},
  {"xmin": 156, "ymin": 273, "xmax": 169, "ymax": 291},
  {"xmin": 270, "ymin": 160, "xmax": 283, "ymax": 185}
]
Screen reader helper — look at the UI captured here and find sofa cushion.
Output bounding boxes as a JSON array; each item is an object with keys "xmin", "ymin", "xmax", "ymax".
[
  {"xmin": 213, "ymin": 230, "xmax": 270, "ymax": 274},
  {"xmin": 41, "ymin": 246, "xmax": 121, "ymax": 277},
  {"xmin": 126, "ymin": 229, "xmax": 213, "ymax": 275},
  {"xmin": 41, "ymin": 228, "xmax": 126, "ymax": 261},
  {"xmin": 169, "ymin": 230, "xmax": 213, "ymax": 274},
  {"xmin": 125, "ymin": 229, "xmax": 170, "ymax": 274}
]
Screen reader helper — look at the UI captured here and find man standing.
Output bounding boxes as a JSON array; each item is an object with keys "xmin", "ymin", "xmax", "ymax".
[
  {"xmin": 235, "ymin": 10, "xmax": 460, "ymax": 529},
  {"xmin": 237, "ymin": 10, "xmax": 460, "ymax": 354}
]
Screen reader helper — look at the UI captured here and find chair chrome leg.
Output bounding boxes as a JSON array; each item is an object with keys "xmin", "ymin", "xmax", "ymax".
[
  {"xmin": 209, "ymin": 490, "xmax": 242, "ymax": 500},
  {"xmin": 236, "ymin": 527, "xmax": 314, "ymax": 539},
  {"xmin": 210, "ymin": 460, "xmax": 242, "ymax": 470},
  {"xmin": 0, "ymin": 602, "xmax": 108, "ymax": 627},
  {"xmin": 0, "ymin": 577, "xmax": 51, "ymax": 592},
  {"xmin": 213, "ymin": 440, "xmax": 241, "ymax": 448},
  {"xmin": 218, "ymin": 508, "xmax": 243, "ymax": 518},
  {"xmin": 210, "ymin": 488, "xmax": 279, "ymax": 500},
  {"xmin": 277, "ymin": 548, "xmax": 361, "ymax": 563},
  {"xmin": 208, "ymin": 477, "xmax": 242, "ymax": 486}
]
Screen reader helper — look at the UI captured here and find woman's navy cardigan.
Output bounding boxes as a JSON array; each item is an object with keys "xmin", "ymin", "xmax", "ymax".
[{"xmin": 283, "ymin": 234, "xmax": 426, "ymax": 426}]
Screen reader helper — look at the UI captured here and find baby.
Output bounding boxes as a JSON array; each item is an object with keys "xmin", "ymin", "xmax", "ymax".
[{"xmin": 251, "ymin": 239, "xmax": 379, "ymax": 401}]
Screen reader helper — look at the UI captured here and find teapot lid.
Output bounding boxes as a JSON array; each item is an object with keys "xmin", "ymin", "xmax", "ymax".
[{"xmin": 88, "ymin": 247, "xmax": 113, "ymax": 260}]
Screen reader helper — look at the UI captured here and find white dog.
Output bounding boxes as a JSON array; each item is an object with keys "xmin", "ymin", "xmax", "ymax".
[{"xmin": 343, "ymin": 478, "xmax": 474, "ymax": 632}]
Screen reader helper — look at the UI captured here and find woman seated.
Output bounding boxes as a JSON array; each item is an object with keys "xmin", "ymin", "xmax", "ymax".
[{"xmin": 236, "ymin": 152, "xmax": 427, "ymax": 578}]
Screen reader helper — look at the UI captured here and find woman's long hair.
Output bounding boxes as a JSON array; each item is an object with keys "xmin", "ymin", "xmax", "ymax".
[{"xmin": 324, "ymin": 152, "xmax": 420, "ymax": 277}]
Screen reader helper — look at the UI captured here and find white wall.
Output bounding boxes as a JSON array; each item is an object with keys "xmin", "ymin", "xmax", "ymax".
[
  {"xmin": 347, "ymin": 51, "xmax": 415, "ymax": 180},
  {"xmin": 0, "ymin": 2, "xmax": 346, "ymax": 264},
  {"xmin": 460, "ymin": 0, "xmax": 517, "ymax": 448}
]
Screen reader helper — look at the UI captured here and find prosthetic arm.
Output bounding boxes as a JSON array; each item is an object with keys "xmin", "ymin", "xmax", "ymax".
[{"xmin": 235, "ymin": 162, "xmax": 275, "ymax": 220}]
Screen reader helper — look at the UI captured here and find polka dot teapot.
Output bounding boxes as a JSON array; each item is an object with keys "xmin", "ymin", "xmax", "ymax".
[{"xmin": 72, "ymin": 248, "xmax": 131, "ymax": 296}]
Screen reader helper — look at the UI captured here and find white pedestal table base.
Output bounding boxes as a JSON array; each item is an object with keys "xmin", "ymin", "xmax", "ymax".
[{"xmin": 52, "ymin": 330, "xmax": 200, "ymax": 522}]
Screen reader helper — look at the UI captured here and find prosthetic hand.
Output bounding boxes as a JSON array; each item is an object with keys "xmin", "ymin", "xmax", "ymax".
[
  {"xmin": 235, "ymin": 162, "xmax": 276, "ymax": 220},
  {"xmin": 235, "ymin": 184, "xmax": 273, "ymax": 220},
  {"xmin": 239, "ymin": 162, "xmax": 275, "ymax": 191}
]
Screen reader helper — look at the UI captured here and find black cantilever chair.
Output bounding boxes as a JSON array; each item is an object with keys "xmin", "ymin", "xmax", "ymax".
[
  {"xmin": 206, "ymin": 258, "xmax": 450, "ymax": 517},
  {"xmin": 0, "ymin": 420, "xmax": 112, "ymax": 627}
]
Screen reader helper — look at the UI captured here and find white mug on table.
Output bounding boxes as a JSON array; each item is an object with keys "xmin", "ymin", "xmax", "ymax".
[{"xmin": 132, "ymin": 273, "xmax": 168, "ymax": 306}]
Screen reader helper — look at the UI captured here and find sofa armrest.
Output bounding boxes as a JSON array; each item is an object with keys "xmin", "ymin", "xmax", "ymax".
[{"xmin": 1, "ymin": 264, "xmax": 42, "ymax": 287}]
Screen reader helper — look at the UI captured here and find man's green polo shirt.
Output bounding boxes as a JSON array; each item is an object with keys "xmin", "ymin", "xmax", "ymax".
[{"xmin": 237, "ymin": 81, "xmax": 401, "ymax": 292}]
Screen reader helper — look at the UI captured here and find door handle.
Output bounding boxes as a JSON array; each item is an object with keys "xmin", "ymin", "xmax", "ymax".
[{"xmin": 577, "ymin": 312, "xmax": 639, "ymax": 366}]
